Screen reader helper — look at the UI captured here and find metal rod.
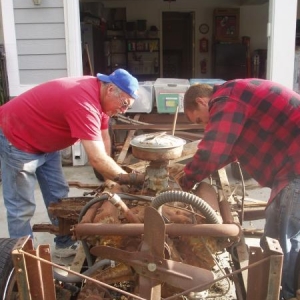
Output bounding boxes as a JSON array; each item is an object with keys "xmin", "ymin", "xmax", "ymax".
[{"xmin": 73, "ymin": 223, "xmax": 241, "ymax": 239}]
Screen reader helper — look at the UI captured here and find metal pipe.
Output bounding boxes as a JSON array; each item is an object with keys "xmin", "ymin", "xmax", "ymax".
[
  {"xmin": 105, "ymin": 192, "xmax": 141, "ymax": 223},
  {"xmin": 113, "ymin": 173, "xmax": 146, "ymax": 185},
  {"xmin": 73, "ymin": 223, "xmax": 241, "ymax": 239},
  {"xmin": 194, "ymin": 182, "xmax": 221, "ymax": 214}
]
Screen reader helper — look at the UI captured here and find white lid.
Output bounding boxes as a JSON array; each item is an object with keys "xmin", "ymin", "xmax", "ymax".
[
  {"xmin": 154, "ymin": 78, "xmax": 190, "ymax": 86},
  {"xmin": 130, "ymin": 132, "xmax": 186, "ymax": 149}
]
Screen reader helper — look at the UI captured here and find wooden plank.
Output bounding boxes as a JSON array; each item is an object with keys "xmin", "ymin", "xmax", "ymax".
[
  {"xmin": 218, "ymin": 168, "xmax": 235, "ymax": 203},
  {"xmin": 112, "ymin": 123, "xmax": 203, "ymax": 131},
  {"xmin": 116, "ymin": 114, "xmax": 141, "ymax": 165},
  {"xmin": 70, "ymin": 243, "xmax": 86, "ymax": 274}
]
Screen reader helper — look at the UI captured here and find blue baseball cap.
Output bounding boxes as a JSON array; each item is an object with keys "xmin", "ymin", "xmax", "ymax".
[{"xmin": 97, "ymin": 69, "xmax": 139, "ymax": 100}]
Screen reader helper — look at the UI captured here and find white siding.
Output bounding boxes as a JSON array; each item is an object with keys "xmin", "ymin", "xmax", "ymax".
[{"xmin": 13, "ymin": 0, "xmax": 67, "ymax": 85}]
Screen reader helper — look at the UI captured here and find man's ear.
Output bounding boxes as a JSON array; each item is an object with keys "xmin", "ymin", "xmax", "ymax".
[{"xmin": 195, "ymin": 97, "xmax": 207, "ymax": 107}]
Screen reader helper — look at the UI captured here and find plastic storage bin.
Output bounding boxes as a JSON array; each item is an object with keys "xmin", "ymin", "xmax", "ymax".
[
  {"xmin": 127, "ymin": 81, "xmax": 154, "ymax": 113},
  {"xmin": 189, "ymin": 78, "xmax": 226, "ymax": 86},
  {"xmin": 154, "ymin": 78, "xmax": 190, "ymax": 113}
]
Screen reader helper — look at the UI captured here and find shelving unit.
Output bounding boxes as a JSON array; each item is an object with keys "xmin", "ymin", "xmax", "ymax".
[
  {"xmin": 126, "ymin": 38, "xmax": 160, "ymax": 80},
  {"xmin": 104, "ymin": 35, "xmax": 127, "ymax": 73}
]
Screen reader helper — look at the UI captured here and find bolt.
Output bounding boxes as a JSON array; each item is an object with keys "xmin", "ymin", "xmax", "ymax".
[
  {"xmin": 18, "ymin": 268, "xmax": 23, "ymax": 273},
  {"xmin": 148, "ymin": 263, "xmax": 157, "ymax": 272}
]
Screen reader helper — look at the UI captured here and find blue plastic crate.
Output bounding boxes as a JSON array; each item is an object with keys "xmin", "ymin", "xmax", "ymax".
[{"xmin": 189, "ymin": 78, "xmax": 226, "ymax": 86}]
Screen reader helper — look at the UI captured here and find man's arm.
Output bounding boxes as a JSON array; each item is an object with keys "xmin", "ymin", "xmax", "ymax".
[
  {"xmin": 81, "ymin": 139, "xmax": 126, "ymax": 180},
  {"xmin": 181, "ymin": 98, "xmax": 247, "ymax": 190},
  {"xmin": 101, "ymin": 128, "xmax": 112, "ymax": 156}
]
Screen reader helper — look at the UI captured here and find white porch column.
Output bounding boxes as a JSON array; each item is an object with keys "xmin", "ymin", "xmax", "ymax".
[
  {"xmin": 63, "ymin": 0, "xmax": 83, "ymax": 77},
  {"xmin": 267, "ymin": 0, "xmax": 298, "ymax": 89}
]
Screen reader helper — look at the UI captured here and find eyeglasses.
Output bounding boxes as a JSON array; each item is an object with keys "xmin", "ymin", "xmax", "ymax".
[{"xmin": 119, "ymin": 95, "xmax": 133, "ymax": 110}]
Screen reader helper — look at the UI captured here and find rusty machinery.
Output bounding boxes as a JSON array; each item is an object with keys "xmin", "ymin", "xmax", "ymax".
[{"xmin": 8, "ymin": 133, "xmax": 283, "ymax": 300}]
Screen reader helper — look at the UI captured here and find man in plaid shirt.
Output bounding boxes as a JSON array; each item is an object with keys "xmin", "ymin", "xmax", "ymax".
[{"xmin": 180, "ymin": 78, "xmax": 300, "ymax": 299}]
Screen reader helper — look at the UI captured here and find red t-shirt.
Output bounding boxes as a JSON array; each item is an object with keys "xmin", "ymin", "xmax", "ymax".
[{"xmin": 0, "ymin": 76, "xmax": 109, "ymax": 153}]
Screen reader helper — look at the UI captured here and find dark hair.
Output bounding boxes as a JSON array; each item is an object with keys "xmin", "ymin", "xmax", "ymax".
[{"xmin": 184, "ymin": 84, "xmax": 213, "ymax": 111}]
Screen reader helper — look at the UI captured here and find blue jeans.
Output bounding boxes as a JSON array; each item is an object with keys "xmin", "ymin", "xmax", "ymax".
[
  {"xmin": 262, "ymin": 177, "xmax": 300, "ymax": 299},
  {"xmin": 0, "ymin": 129, "xmax": 73, "ymax": 247}
]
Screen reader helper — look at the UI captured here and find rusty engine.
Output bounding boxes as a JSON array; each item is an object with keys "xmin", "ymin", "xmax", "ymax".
[{"xmin": 46, "ymin": 133, "xmax": 242, "ymax": 300}]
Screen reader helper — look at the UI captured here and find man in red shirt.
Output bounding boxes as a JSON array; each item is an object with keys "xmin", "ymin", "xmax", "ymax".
[
  {"xmin": 179, "ymin": 79, "xmax": 300, "ymax": 300},
  {"xmin": 0, "ymin": 69, "xmax": 138, "ymax": 258}
]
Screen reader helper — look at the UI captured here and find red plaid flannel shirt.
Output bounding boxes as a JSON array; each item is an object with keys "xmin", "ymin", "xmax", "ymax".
[{"xmin": 182, "ymin": 78, "xmax": 300, "ymax": 204}]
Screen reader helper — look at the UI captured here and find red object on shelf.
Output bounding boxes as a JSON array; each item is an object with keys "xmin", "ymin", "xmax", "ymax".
[{"xmin": 199, "ymin": 38, "xmax": 209, "ymax": 53}]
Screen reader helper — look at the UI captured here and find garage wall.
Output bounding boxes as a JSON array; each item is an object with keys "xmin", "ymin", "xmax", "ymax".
[
  {"xmin": 102, "ymin": 0, "xmax": 269, "ymax": 77},
  {"xmin": 13, "ymin": 0, "xmax": 67, "ymax": 85}
]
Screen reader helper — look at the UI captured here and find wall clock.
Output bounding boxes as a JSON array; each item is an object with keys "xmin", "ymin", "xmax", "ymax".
[{"xmin": 199, "ymin": 23, "xmax": 209, "ymax": 34}]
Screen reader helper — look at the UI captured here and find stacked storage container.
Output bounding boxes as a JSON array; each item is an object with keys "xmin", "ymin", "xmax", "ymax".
[
  {"xmin": 127, "ymin": 81, "xmax": 155, "ymax": 113},
  {"xmin": 189, "ymin": 78, "xmax": 226, "ymax": 87},
  {"xmin": 154, "ymin": 78, "xmax": 190, "ymax": 113}
]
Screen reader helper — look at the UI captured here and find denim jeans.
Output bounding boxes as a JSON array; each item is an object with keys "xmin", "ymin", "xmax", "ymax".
[
  {"xmin": 262, "ymin": 177, "xmax": 300, "ymax": 299},
  {"xmin": 0, "ymin": 129, "xmax": 73, "ymax": 248}
]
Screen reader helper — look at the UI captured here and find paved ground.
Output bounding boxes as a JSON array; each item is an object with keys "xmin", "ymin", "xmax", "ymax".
[{"xmin": 0, "ymin": 165, "xmax": 99, "ymax": 254}]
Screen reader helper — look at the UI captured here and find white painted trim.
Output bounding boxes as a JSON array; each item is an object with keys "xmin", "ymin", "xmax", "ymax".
[
  {"xmin": 267, "ymin": 0, "xmax": 297, "ymax": 89},
  {"xmin": 63, "ymin": 0, "xmax": 83, "ymax": 77},
  {"xmin": 0, "ymin": 0, "xmax": 32, "ymax": 96}
]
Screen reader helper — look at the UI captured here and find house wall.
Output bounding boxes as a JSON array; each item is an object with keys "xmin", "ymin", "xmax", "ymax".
[
  {"xmin": 0, "ymin": 0, "xmax": 299, "ymax": 96},
  {"xmin": 0, "ymin": 2, "xmax": 3, "ymax": 43},
  {"xmin": 13, "ymin": 0, "xmax": 67, "ymax": 85}
]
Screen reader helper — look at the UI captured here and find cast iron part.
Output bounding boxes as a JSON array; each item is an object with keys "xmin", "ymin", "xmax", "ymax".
[{"xmin": 90, "ymin": 206, "xmax": 215, "ymax": 299}]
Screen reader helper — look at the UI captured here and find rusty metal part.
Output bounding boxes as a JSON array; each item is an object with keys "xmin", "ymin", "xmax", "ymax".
[
  {"xmin": 194, "ymin": 182, "xmax": 221, "ymax": 214},
  {"xmin": 131, "ymin": 145, "xmax": 184, "ymax": 161},
  {"xmin": 90, "ymin": 207, "xmax": 214, "ymax": 298},
  {"xmin": 138, "ymin": 200, "xmax": 165, "ymax": 297},
  {"xmin": 130, "ymin": 132, "xmax": 186, "ymax": 161},
  {"xmin": 113, "ymin": 173, "xmax": 146, "ymax": 185},
  {"xmin": 240, "ymin": 206, "xmax": 266, "ymax": 221},
  {"xmin": 48, "ymin": 196, "xmax": 94, "ymax": 220},
  {"xmin": 73, "ymin": 222, "xmax": 241, "ymax": 239},
  {"xmin": 68, "ymin": 181, "xmax": 102, "ymax": 189},
  {"xmin": 105, "ymin": 192, "xmax": 141, "ymax": 223},
  {"xmin": 145, "ymin": 160, "xmax": 170, "ymax": 192},
  {"xmin": 32, "ymin": 223, "xmax": 59, "ymax": 234},
  {"xmin": 11, "ymin": 236, "xmax": 56, "ymax": 300},
  {"xmin": 246, "ymin": 237, "xmax": 283, "ymax": 300}
]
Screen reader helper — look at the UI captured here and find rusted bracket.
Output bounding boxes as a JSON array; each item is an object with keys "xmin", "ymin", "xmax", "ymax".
[
  {"xmin": 246, "ymin": 237, "xmax": 283, "ymax": 300},
  {"xmin": 11, "ymin": 236, "xmax": 56, "ymax": 300},
  {"xmin": 32, "ymin": 223, "xmax": 59, "ymax": 234}
]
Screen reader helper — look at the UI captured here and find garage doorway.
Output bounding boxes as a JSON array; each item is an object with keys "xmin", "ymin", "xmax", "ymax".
[{"xmin": 162, "ymin": 11, "xmax": 194, "ymax": 79}]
